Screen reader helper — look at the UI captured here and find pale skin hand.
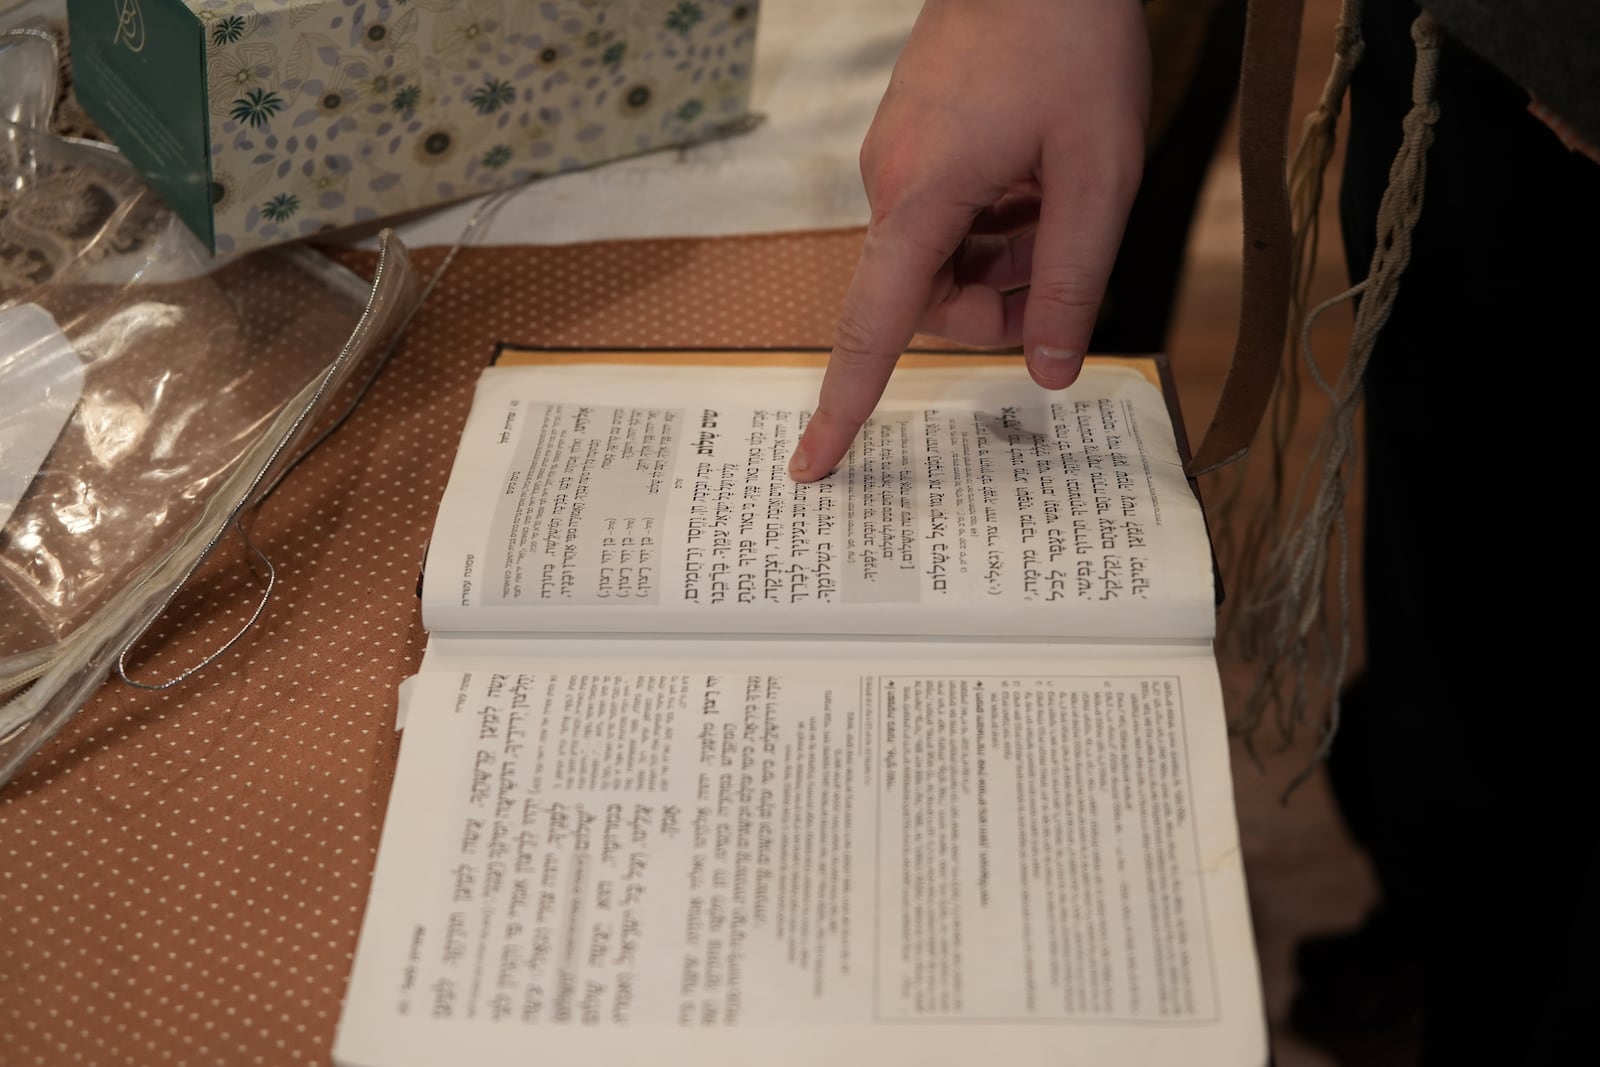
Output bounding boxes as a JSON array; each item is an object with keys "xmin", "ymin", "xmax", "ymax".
[{"xmin": 788, "ymin": 0, "xmax": 1151, "ymax": 482}]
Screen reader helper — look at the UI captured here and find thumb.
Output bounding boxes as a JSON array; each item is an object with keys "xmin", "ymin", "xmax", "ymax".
[{"xmin": 1022, "ymin": 155, "xmax": 1141, "ymax": 390}]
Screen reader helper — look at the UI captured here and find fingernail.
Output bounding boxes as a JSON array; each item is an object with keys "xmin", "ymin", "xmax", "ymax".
[
  {"xmin": 1032, "ymin": 346, "xmax": 1084, "ymax": 385},
  {"xmin": 788, "ymin": 447, "xmax": 810, "ymax": 478}
]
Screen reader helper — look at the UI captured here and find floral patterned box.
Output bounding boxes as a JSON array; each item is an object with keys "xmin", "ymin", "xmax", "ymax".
[{"xmin": 66, "ymin": 0, "xmax": 760, "ymax": 255}]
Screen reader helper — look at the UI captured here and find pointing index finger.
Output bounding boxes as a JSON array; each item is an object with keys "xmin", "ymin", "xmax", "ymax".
[{"xmin": 789, "ymin": 201, "xmax": 970, "ymax": 482}]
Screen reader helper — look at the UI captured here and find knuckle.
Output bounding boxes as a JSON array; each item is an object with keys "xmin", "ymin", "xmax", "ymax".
[
  {"xmin": 831, "ymin": 307, "xmax": 892, "ymax": 368},
  {"xmin": 1027, "ymin": 262, "xmax": 1106, "ymax": 315}
]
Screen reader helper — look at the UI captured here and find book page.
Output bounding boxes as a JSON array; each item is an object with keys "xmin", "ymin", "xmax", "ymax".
[
  {"xmin": 332, "ymin": 653, "xmax": 1265, "ymax": 1067},
  {"xmin": 422, "ymin": 359, "xmax": 1215, "ymax": 642}
]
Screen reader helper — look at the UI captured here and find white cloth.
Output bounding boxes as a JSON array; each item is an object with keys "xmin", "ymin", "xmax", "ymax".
[{"xmin": 381, "ymin": 0, "xmax": 920, "ymax": 249}]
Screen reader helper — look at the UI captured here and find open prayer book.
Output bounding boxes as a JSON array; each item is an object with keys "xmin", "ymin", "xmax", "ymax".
[{"xmin": 332, "ymin": 350, "xmax": 1269, "ymax": 1067}]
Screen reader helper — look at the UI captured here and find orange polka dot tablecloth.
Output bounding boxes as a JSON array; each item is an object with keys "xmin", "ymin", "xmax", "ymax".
[{"xmin": 0, "ymin": 229, "xmax": 872, "ymax": 1066}]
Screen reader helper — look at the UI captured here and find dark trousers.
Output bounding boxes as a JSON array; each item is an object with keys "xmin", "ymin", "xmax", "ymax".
[
  {"xmin": 1094, "ymin": 0, "xmax": 1248, "ymax": 353},
  {"xmin": 1334, "ymin": 1, "xmax": 1600, "ymax": 1062}
]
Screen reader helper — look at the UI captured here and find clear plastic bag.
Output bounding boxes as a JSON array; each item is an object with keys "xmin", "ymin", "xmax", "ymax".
[{"xmin": 0, "ymin": 25, "xmax": 423, "ymax": 786}]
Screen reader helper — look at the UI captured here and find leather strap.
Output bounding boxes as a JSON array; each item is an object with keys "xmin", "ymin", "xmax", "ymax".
[{"xmin": 1188, "ymin": 0, "xmax": 1305, "ymax": 475}]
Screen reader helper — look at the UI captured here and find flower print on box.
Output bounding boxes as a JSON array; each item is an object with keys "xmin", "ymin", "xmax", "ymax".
[{"xmin": 195, "ymin": 0, "xmax": 759, "ymax": 253}]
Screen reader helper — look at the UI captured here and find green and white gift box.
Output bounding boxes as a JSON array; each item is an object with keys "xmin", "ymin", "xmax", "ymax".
[{"xmin": 68, "ymin": 0, "xmax": 760, "ymax": 255}]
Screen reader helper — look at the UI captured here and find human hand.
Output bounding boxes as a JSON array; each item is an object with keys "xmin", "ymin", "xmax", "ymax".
[{"xmin": 788, "ymin": 0, "xmax": 1151, "ymax": 481}]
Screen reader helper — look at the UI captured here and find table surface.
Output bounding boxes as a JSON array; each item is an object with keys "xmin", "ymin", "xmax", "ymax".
[
  {"xmin": 1, "ymin": 3, "xmax": 913, "ymax": 1059},
  {"xmin": 0, "ymin": 4, "xmax": 1272, "ymax": 1065},
  {"xmin": 0, "ymin": 231, "xmax": 877, "ymax": 1065}
]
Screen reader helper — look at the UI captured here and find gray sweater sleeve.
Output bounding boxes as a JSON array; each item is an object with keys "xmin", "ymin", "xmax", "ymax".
[{"xmin": 1422, "ymin": 0, "xmax": 1600, "ymax": 147}]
